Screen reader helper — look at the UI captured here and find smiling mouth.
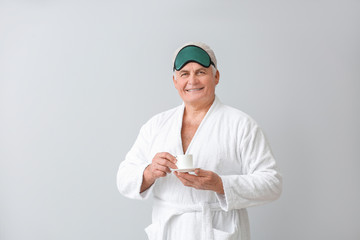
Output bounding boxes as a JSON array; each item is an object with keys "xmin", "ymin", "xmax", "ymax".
[{"xmin": 186, "ymin": 87, "xmax": 204, "ymax": 92}]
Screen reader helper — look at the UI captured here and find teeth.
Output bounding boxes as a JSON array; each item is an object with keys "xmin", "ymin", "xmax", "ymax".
[{"xmin": 186, "ymin": 88, "xmax": 203, "ymax": 92}]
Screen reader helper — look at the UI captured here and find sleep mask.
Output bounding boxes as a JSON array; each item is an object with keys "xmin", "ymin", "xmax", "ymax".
[{"xmin": 173, "ymin": 45, "xmax": 215, "ymax": 71}]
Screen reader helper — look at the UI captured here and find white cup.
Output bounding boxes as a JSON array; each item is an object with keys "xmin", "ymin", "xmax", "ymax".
[{"xmin": 175, "ymin": 154, "xmax": 193, "ymax": 169}]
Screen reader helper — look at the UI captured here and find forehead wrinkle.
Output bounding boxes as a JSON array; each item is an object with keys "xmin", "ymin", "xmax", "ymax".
[
  {"xmin": 180, "ymin": 64, "xmax": 208, "ymax": 72},
  {"xmin": 179, "ymin": 69, "xmax": 189, "ymax": 73}
]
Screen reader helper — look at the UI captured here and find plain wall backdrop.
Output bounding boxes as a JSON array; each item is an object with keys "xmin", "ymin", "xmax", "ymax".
[{"xmin": 1, "ymin": 0, "xmax": 359, "ymax": 239}]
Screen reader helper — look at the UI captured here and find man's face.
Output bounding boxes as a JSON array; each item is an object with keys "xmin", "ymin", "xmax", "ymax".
[{"xmin": 173, "ymin": 62, "xmax": 219, "ymax": 106}]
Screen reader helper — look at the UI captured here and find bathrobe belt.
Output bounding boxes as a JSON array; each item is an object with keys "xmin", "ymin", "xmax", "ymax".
[{"xmin": 152, "ymin": 197, "xmax": 223, "ymax": 240}]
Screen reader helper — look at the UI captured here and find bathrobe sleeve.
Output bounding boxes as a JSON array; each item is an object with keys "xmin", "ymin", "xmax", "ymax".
[
  {"xmin": 117, "ymin": 120, "xmax": 155, "ymax": 200},
  {"xmin": 216, "ymin": 119, "xmax": 282, "ymax": 211}
]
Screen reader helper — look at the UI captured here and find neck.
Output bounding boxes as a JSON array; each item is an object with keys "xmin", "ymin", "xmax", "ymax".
[{"xmin": 183, "ymin": 96, "xmax": 215, "ymax": 118}]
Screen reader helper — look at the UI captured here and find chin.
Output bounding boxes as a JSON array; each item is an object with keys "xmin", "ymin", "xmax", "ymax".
[{"xmin": 184, "ymin": 96, "xmax": 211, "ymax": 105}]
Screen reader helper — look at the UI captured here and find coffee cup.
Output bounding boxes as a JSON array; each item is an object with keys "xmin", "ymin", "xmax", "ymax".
[{"xmin": 175, "ymin": 154, "xmax": 193, "ymax": 169}]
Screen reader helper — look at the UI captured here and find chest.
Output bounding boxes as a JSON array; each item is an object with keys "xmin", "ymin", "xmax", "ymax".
[{"xmin": 181, "ymin": 121, "xmax": 200, "ymax": 154}]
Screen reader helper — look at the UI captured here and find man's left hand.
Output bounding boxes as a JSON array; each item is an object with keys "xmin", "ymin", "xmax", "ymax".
[{"xmin": 174, "ymin": 169, "xmax": 224, "ymax": 194}]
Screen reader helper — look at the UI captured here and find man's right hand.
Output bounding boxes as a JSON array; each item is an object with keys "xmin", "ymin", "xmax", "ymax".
[{"xmin": 140, "ymin": 152, "xmax": 177, "ymax": 193}]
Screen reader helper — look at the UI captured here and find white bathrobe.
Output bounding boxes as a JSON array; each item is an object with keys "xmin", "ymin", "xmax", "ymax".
[{"xmin": 117, "ymin": 96, "xmax": 282, "ymax": 240}]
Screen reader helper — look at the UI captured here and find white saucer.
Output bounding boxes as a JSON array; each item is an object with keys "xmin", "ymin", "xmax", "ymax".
[{"xmin": 172, "ymin": 168, "xmax": 196, "ymax": 173}]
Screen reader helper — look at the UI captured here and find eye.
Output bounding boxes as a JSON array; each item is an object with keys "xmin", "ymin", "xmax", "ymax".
[{"xmin": 180, "ymin": 72, "xmax": 189, "ymax": 77}]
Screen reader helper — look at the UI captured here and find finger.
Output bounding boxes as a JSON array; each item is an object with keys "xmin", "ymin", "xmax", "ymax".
[
  {"xmin": 155, "ymin": 156, "xmax": 177, "ymax": 169},
  {"xmin": 174, "ymin": 172, "xmax": 183, "ymax": 179},
  {"xmin": 177, "ymin": 172, "xmax": 199, "ymax": 182},
  {"xmin": 165, "ymin": 159, "xmax": 178, "ymax": 169},
  {"xmin": 153, "ymin": 157, "xmax": 176, "ymax": 169},
  {"xmin": 154, "ymin": 162, "xmax": 171, "ymax": 173},
  {"xmin": 194, "ymin": 168, "xmax": 210, "ymax": 177},
  {"xmin": 153, "ymin": 152, "xmax": 177, "ymax": 169},
  {"xmin": 176, "ymin": 174, "xmax": 195, "ymax": 187},
  {"xmin": 158, "ymin": 152, "xmax": 177, "ymax": 164},
  {"xmin": 153, "ymin": 169, "xmax": 167, "ymax": 178}
]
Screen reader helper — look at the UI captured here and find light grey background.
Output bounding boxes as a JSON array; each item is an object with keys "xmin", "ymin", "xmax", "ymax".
[{"xmin": 1, "ymin": 0, "xmax": 359, "ymax": 239}]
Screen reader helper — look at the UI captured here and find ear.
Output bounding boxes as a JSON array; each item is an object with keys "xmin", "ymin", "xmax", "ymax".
[
  {"xmin": 215, "ymin": 70, "xmax": 220, "ymax": 85},
  {"xmin": 173, "ymin": 74, "xmax": 178, "ymax": 89}
]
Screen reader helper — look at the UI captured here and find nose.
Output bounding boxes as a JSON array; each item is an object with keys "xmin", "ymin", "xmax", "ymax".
[{"xmin": 187, "ymin": 73, "xmax": 198, "ymax": 85}]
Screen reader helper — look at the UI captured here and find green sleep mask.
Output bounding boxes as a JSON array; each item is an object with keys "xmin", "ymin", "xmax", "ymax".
[{"xmin": 173, "ymin": 45, "xmax": 215, "ymax": 71}]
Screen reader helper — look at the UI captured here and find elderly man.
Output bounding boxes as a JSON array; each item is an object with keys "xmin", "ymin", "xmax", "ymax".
[{"xmin": 117, "ymin": 42, "xmax": 282, "ymax": 240}]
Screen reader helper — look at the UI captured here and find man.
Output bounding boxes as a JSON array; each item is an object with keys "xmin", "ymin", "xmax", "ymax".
[{"xmin": 117, "ymin": 42, "xmax": 282, "ymax": 240}]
